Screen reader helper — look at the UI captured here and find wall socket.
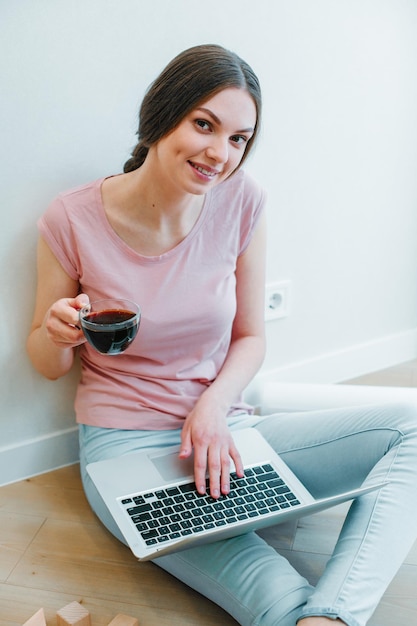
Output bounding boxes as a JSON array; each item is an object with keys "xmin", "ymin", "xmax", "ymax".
[{"xmin": 264, "ymin": 280, "xmax": 291, "ymax": 321}]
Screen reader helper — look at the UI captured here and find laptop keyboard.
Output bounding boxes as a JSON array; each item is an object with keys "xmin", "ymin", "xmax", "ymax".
[{"xmin": 120, "ymin": 463, "xmax": 301, "ymax": 548}]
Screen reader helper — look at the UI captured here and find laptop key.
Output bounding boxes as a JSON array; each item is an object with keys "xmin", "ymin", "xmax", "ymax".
[
  {"xmin": 169, "ymin": 532, "xmax": 181, "ymax": 539},
  {"xmin": 274, "ymin": 485, "xmax": 291, "ymax": 494},
  {"xmin": 127, "ymin": 503, "xmax": 151, "ymax": 516},
  {"xmin": 141, "ymin": 529, "xmax": 158, "ymax": 540},
  {"xmin": 179, "ymin": 483, "xmax": 196, "ymax": 493},
  {"xmin": 258, "ymin": 472, "xmax": 280, "ymax": 483},
  {"xmin": 169, "ymin": 523, "xmax": 181, "ymax": 533},
  {"xmin": 148, "ymin": 520, "xmax": 159, "ymax": 528},
  {"xmin": 180, "ymin": 520, "xmax": 192, "ymax": 529}
]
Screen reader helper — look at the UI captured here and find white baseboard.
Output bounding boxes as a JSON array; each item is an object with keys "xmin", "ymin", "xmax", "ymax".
[
  {"xmin": 261, "ymin": 327, "xmax": 417, "ymax": 384},
  {"xmin": 0, "ymin": 426, "xmax": 79, "ymax": 487}
]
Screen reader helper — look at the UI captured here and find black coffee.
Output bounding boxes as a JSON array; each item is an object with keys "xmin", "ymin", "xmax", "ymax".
[{"xmin": 83, "ymin": 309, "xmax": 139, "ymax": 354}]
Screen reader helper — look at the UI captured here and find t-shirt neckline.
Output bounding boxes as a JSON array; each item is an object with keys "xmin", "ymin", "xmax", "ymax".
[{"xmin": 94, "ymin": 176, "xmax": 211, "ymax": 264}]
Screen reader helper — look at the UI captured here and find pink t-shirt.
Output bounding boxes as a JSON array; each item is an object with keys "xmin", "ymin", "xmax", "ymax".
[{"xmin": 38, "ymin": 170, "xmax": 266, "ymax": 430}]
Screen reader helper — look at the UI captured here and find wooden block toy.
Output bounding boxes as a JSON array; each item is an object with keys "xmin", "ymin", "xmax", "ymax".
[
  {"xmin": 56, "ymin": 601, "xmax": 91, "ymax": 626},
  {"xmin": 22, "ymin": 608, "xmax": 46, "ymax": 626},
  {"xmin": 107, "ymin": 615, "xmax": 139, "ymax": 626}
]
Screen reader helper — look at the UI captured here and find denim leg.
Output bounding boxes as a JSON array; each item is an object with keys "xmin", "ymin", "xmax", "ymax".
[
  {"xmin": 155, "ymin": 533, "xmax": 314, "ymax": 626},
  {"xmin": 255, "ymin": 402, "xmax": 417, "ymax": 626}
]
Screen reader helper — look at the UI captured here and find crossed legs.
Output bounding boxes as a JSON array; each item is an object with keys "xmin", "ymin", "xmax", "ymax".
[{"xmin": 80, "ymin": 402, "xmax": 417, "ymax": 625}]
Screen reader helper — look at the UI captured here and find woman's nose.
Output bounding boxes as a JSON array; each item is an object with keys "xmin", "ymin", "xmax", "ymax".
[{"xmin": 206, "ymin": 134, "xmax": 229, "ymax": 163}]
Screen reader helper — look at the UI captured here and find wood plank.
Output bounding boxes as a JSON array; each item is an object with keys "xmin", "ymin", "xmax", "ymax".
[
  {"xmin": 107, "ymin": 615, "xmax": 139, "ymax": 626},
  {"xmin": 0, "ymin": 468, "xmax": 95, "ymax": 524},
  {"xmin": 0, "ymin": 512, "xmax": 45, "ymax": 581},
  {"xmin": 28, "ymin": 465, "xmax": 83, "ymax": 490}
]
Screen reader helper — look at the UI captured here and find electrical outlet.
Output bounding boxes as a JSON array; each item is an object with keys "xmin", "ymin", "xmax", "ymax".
[{"xmin": 264, "ymin": 280, "xmax": 291, "ymax": 321}]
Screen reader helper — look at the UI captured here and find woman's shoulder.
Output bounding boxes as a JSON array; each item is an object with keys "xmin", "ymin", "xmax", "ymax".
[
  {"xmin": 43, "ymin": 177, "xmax": 107, "ymax": 226},
  {"xmin": 216, "ymin": 169, "xmax": 265, "ymax": 200},
  {"xmin": 53, "ymin": 177, "xmax": 105, "ymax": 207},
  {"xmin": 211, "ymin": 169, "xmax": 266, "ymax": 213}
]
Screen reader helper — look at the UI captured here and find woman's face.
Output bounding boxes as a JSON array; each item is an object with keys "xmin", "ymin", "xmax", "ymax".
[{"xmin": 151, "ymin": 87, "xmax": 257, "ymax": 195}]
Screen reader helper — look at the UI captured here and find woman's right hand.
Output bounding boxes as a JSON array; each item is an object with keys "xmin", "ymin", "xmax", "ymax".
[{"xmin": 44, "ymin": 293, "xmax": 89, "ymax": 349}]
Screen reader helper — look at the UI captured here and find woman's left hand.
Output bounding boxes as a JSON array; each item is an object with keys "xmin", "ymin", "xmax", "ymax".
[{"xmin": 179, "ymin": 396, "xmax": 244, "ymax": 499}]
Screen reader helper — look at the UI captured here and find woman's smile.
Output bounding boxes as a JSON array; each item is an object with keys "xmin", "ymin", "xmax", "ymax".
[{"xmin": 188, "ymin": 160, "xmax": 221, "ymax": 180}]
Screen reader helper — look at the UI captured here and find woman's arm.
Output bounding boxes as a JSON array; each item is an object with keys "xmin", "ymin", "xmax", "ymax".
[
  {"xmin": 26, "ymin": 237, "xmax": 88, "ymax": 380},
  {"xmin": 180, "ymin": 211, "xmax": 267, "ymax": 497}
]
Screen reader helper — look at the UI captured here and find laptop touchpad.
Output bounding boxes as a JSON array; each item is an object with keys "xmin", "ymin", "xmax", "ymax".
[{"xmin": 150, "ymin": 450, "xmax": 195, "ymax": 481}]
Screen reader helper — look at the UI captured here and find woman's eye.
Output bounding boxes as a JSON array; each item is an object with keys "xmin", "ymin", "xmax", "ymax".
[
  {"xmin": 195, "ymin": 119, "xmax": 211, "ymax": 131},
  {"xmin": 230, "ymin": 134, "xmax": 248, "ymax": 145}
]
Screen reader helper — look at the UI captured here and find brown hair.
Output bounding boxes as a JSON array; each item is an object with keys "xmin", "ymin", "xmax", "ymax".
[{"xmin": 123, "ymin": 44, "xmax": 262, "ymax": 173}]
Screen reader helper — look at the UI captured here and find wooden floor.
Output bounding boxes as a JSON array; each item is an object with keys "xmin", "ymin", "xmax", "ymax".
[{"xmin": 2, "ymin": 362, "xmax": 417, "ymax": 625}]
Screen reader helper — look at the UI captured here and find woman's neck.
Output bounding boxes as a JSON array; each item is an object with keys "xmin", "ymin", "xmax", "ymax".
[
  {"xmin": 101, "ymin": 168, "xmax": 205, "ymax": 256},
  {"xmin": 128, "ymin": 164, "xmax": 204, "ymax": 224}
]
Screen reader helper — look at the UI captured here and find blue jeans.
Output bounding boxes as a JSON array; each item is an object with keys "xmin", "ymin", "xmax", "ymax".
[{"xmin": 79, "ymin": 403, "xmax": 417, "ymax": 626}]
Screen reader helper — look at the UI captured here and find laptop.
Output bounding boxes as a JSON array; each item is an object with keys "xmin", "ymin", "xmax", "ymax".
[{"xmin": 87, "ymin": 427, "xmax": 385, "ymax": 561}]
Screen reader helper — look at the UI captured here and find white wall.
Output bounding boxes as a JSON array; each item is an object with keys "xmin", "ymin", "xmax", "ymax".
[{"xmin": 1, "ymin": 0, "xmax": 417, "ymax": 483}]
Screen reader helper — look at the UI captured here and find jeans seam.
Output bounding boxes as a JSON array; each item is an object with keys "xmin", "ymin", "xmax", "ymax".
[
  {"xmin": 332, "ymin": 439, "xmax": 402, "ymax": 609},
  {"xmin": 273, "ymin": 426, "xmax": 404, "ymax": 456}
]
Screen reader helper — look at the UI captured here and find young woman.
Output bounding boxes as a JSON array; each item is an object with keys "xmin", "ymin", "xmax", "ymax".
[{"xmin": 27, "ymin": 44, "xmax": 417, "ymax": 626}]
